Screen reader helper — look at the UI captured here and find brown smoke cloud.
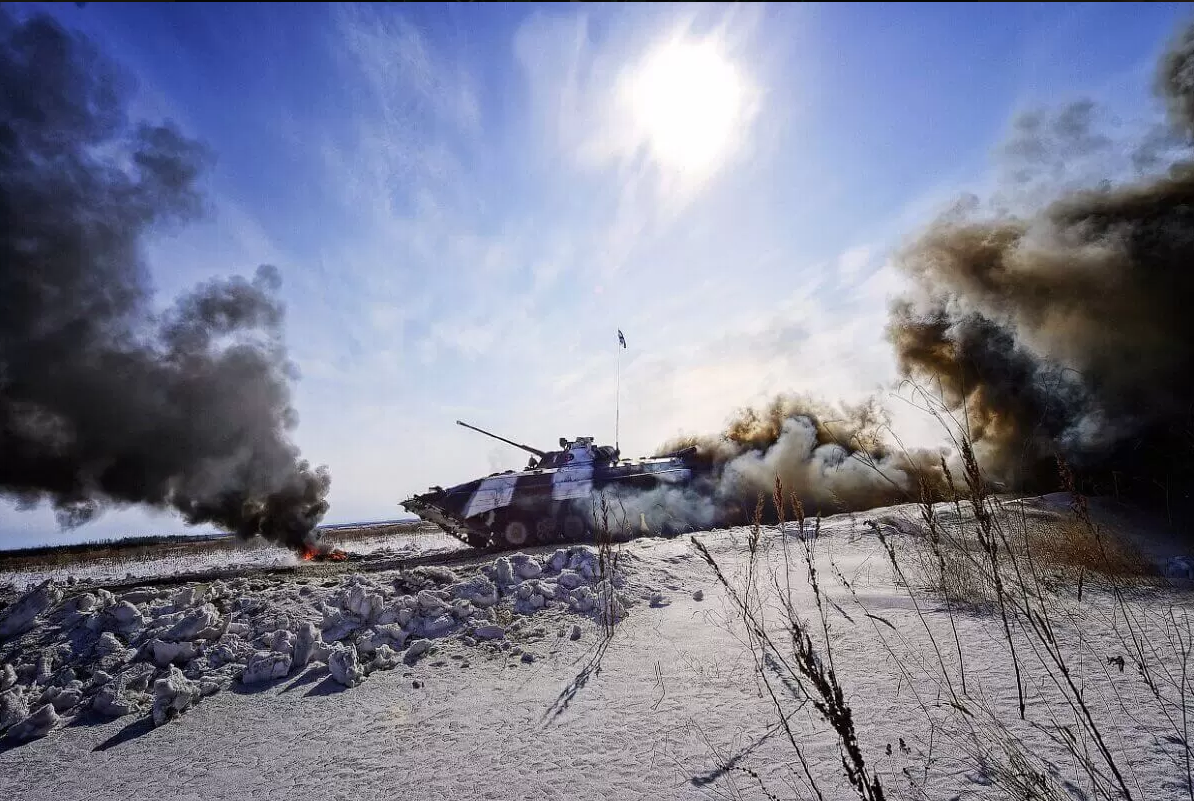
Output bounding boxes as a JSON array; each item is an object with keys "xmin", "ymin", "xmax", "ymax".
[
  {"xmin": 887, "ymin": 18, "xmax": 1194, "ymax": 508},
  {"xmin": 645, "ymin": 18, "xmax": 1194, "ymax": 527}
]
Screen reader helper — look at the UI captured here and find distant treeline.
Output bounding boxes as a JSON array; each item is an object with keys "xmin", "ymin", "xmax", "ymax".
[{"xmin": 0, "ymin": 532, "xmax": 232, "ymax": 559}]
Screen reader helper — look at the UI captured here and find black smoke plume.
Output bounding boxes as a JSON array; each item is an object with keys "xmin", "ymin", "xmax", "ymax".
[
  {"xmin": 0, "ymin": 9, "xmax": 331, "ymax": 549},
  {"xmin": 887, "ymin": 18, "xmax": 1194, "ymax": 510}
]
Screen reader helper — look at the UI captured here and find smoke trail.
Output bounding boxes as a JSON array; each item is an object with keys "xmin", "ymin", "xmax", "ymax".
[
  {"xmin": 887, "ymin": 18, "xmax": 1194, "ymax": 507},
  {"xmin": 0, "ymin": 10, "xmax": 331, "ymax": 549}
]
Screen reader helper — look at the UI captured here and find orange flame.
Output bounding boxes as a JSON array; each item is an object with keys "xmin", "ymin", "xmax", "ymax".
[{"xmin": 300, "ymin": 544, "xmax": 348, "ymax": 562}]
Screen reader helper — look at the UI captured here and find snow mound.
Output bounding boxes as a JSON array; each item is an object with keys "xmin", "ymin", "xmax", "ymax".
[{"xmin": 0, "ymin": 544, "xmax": 616, "ymax": 744}]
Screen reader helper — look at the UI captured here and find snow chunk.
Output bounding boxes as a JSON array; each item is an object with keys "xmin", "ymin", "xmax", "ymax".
[
  {"xmin": 569, "ymin": 587, "xmax": 597, "ymax": 613},
  {"xmin": 241, "ymin": 652, "xmax": 292, "ymax": 685},
  {"xmin": 371, "ymin": 645, "xmax": 400, "ymax": 671},
  {"xmin": 74, "ymin": 593, "xmax": 99, "ymax": 613},
  {"xmin": 94, "ymin": 632, "xmax": 125, "ymax": 657},
  {"xmin": 293, "ymin": 622, "xmax": 320, "ymax": 670},
  {"xmin": 515, "ymin": 557, "xmax": 543, "ymax": 579},
  {"xmin": 320, "ymin": 608, "xmax": 358, "ymax": 642},
  {"xmin": 91, "ymin": 684, "xmax": 144, "ymax": 718},
  {"xmin": 494, "ymin": 557, "xmax": 516, "ymax": 587},
  {"xmin": 108, "ymin": 601, "xmax": 144, "ymax": 632},
  {"xmin": 569, "ymin": 548, "xmax": 598, "ymax": 578},
  {"xmin": 148, "ymin": 638, "xmax": 199, "ymax": 667},
  {"xmin": 341, "ymin": 585, "xmax": 385, "ymax": 622},
  {"xmin": 1, "ymin": 689, "xmax": 29, "ymax": 732},
  {"xmin": 474, "ymin": 624, "xmax": 505, "ymax": 641},
  {"xmin": 119, "ymin": 663, "xmax": 157, "ymax": 693},
  {"xmin": 548, "ymin": 549, "xmax": 569, "ymax": 572},
  {"xmin": 405, "ymin": 639, "xmax": 431, "ymax": 661},
  {"xmin": 416, "ymin": 590, "xmax": 450, "ymax": 614},
  {"xmin": 422, "ymin": 614, "xmax": 455, "ymax": 636},
  {"xmin": 557, "ymin": 570, "xmax": 584, "ymax": 590},
  {"xmin": 162, "ymin": 603, "xmax": 223, "ymax": 641},
  {"xmin": 328, "ymin": 645, "xmax": 365, "ymax": 688},
  {"xmin": 0, "ymin": 580, "xmax": 63, "ymax": 639},
  {"xmin": 206, "ymin": 635, "xmax": 253, "ymax": 669},
  {"xmin": 449, "ymin": 574, "xmax": 498, "ymax": 607},
  {"xmin": 7, "ymin": 703, "xmax": 58, "ymax": 741},
  {"xmin": 35, "ymin": 646, "xmax": 67, "ymax": 682},
  {"xmin": 372, "ymin": 623, "xmax": 407, "ymax": 649},
  {"xmin": 267, "ymin": 629, "xmax": 296, "ymax": 655},
  {"xmin": 172, "ymin": 586, "xmax": 199, "ymax": 608},
  {"xmin": 414, "ymin": 565, "xmax": 459, "ymax": 585},
  {"xmin": 0, "ymin": 664, "xmax": 14, "ymax": 692},
  {"xmin": 151, "ymin": 667, "xmax": 202, "ymax": 726},
  {"xmin": 40, "ymin": 681, "xmax": 84, "ymax": 713}
]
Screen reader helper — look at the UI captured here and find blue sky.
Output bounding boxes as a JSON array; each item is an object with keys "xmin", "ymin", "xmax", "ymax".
[{"xmin": 2, "ymin": 1, "xmax": 1191, "ymax": 547}]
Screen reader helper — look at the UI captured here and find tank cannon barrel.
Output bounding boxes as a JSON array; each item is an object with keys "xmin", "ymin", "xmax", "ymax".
[{"xmin": 456, "ymin": 420, "xmax": 547, "ymax": 459}]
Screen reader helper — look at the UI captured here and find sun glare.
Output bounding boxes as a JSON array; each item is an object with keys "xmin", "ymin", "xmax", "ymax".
[{"xmin": 629, "ymin": 40, "xmax": 745, "ymax": 174}]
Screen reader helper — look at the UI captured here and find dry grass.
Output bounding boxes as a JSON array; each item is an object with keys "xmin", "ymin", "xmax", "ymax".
[
  {"xmin": 1030, "ymin": 517, "xmax": 1156, "ymax": 580},
  {"xmin": 901, "ymin": 506, "xmax": 1160, "ymax": 608}
]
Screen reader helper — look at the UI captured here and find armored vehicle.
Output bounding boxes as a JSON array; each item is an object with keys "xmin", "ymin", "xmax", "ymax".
[{"xmin": 400, "ymin": 420, "xmax": 707, "ymax": 548}]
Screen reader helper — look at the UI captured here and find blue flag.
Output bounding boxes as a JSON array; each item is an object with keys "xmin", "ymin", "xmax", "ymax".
[{"xmin": 617, "ymin": 329, "xmax": 626, "ymax": 348}]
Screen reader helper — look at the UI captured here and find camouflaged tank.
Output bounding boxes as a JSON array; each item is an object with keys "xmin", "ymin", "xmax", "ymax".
[{"xmin": 400, "ymin": 420, "xmax": 707, "ymax": 548}]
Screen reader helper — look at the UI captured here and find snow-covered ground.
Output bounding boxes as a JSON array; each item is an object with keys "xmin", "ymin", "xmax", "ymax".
[{"xmin": 1, "ymin": 498, "xmax": 1192, "ymax": 800}]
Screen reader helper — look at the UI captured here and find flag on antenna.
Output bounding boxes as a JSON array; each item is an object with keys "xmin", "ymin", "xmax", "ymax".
[{"xmin": 617, "ymin": 329, "xmax": 626, "ymax": 348}]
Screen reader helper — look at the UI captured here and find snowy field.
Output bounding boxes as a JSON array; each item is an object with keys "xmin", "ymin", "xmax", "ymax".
[
  {"xmin": 0, "ymin": 526, "xmax": 465, "ymax": 592},
  {"xmin": 1, "ymin": 497, "xmax": 1193, "ymax": 800}
]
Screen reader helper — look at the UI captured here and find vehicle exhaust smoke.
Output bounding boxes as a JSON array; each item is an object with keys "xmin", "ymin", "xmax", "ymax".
[
  {"xmin": 0, "ymin": 10, "xmax": 331, "ymax": 551},
  {"xmin": 646, "ymin": 395, "xmax": 950, "ymax": 528}
]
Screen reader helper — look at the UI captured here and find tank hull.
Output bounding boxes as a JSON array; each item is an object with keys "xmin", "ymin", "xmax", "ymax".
[{"xmin": 402, "ymin": 453, "xmax": 709, "ymax": 549}]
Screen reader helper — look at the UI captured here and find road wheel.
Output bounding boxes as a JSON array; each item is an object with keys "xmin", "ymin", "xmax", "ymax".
[{"xmin": 500, "ymin": 518, "xmax": 532, "ymax": 548}]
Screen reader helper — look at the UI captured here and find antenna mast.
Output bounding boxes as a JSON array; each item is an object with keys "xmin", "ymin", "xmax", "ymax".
[{"xmin": 615, "ymin": 329, "xmax": 626, "ymax": 453}]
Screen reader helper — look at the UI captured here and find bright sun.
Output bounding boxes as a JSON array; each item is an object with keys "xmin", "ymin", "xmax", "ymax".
[{"xmin": 628, "ymin": 40, "xmax": 745, "ymax": 173}]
